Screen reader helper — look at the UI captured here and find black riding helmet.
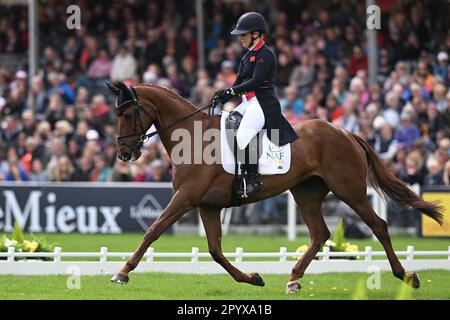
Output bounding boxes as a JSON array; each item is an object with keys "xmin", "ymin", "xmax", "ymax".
[{"xmin": 230, "ymin": 12, "xmax": 267, "ymax": 35}]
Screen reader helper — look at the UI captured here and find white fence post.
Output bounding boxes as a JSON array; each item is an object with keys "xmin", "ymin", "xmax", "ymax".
[
  {"xmin": 7, "ymin": 247, "xmax": 15, "ymax": 262},
  {"xmin": 279, "ymin": 247, "xmax": 287, "ymax": 262},
  {"xmin": 322, "ymin": 246, "xmax": 330, "ymax": 261},
  {"xmin": 146, "ymin": 247, "xmax": 154, "ymax": 263},
  {"xmin": 100, "ymin": 247, "xmax": 108, "ymax": 263},
  {"xmin": 235, "ymin": 247, "xmax": 243, "ymax": 262},
  {"xmin": 365, "ymin": 246, "xmax": 372, "ymax": 261},
  {"xmin": 54, "ymin": 247, "xmax": 62, "ymax": 262},
  {"xmin": 191, "ymin": 247, "xmax": 199, "ymax": 263},
  {"xmin": 406, "ymin": 246, "xmax": 414, "ymax": 261},
  {"xmin": 448, "ymin": 246, "xmax": 450, "ymax": 261},
  {"xmin": 287, "ymin": 192, "xmax": 296, "ymax": 241}
]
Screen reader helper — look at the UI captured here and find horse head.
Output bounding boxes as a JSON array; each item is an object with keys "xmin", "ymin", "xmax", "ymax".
[{"xmin": 106, "ymin": 81, "xmax": 156, "ymax": 162}]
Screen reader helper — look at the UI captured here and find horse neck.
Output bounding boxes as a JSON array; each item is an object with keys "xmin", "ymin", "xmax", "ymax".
[{"xmin": 140, "ymin": 86, "xmax": 207, "ymax": 155}]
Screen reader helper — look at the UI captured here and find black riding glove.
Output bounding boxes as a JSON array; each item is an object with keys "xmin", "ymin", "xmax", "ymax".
[{"xmin": 212, "ymin": 88, "xmax": 235, "ymax": 104}]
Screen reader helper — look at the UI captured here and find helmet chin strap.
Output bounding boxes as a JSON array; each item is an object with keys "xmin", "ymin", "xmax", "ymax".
[{"xmin": 248, "ymin": 33, "xmax": 260, "ymax": 49}]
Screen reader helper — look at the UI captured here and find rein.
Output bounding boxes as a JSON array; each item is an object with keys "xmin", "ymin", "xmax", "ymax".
[{"xmin": 116, "ymin": 86, "xmax": 216, "ymax": 149}]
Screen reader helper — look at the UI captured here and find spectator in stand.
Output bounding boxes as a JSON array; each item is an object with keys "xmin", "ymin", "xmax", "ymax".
[
  {"xmin": 424, "ymin": 156, "xmax": 444, "ymax": 186},
  {"xmin": 47, "ymin": 72, "xmax": 75, "ymax": 105},
  {"xmin": 3, "ymin": 150, "xmax": 28, "ymax": 181},
  {"xmin": 86, "ymin": 49, "xmax": 113, "ymax": 85},
  {"xmin": 148, "ymin": 159, "xmax": 171, "ymax": 182},
  {"xmin": 325, "ymin": 93, "xmax": 342, "ymax": 122},
  {"xmin": 275, "ymin": 52, "xmax": 295, "ymax": 89},
  {"xmin": 90, "ymin": 154, "xmax": 112, "ymax": 182},
  {"xmin": 45, "ymin": 94, "xmax": 65, "ymax": 130},
  {"xmin": 433, "ymin": 82, "xmax": 448, "ymax": 113},
  {"xmin": 73, "ymin": 156, "xmax": 93, "ymax": 181},
  {"xmin": 289, "ymin": 52, "xmax": 315, "ymax": 98},
  {"xmin": 49, "ymin": 155, "xmax": 75, "ymax": 182},
  {"xmin": 333, "ymin": 94, "xmax": 360, "ymax": 134},
  {"xmin": 348, "ymin": 45, "xmax": 367, "ymax": 77},
  {"xmin": 109, "ymin": 160, "xmax": 134, "ymax": 182},
  {"xmin": 394, "ymin": 112, "xmax": 421, "ymax": 150},
  {"xmin": 220, "ymin": 60, "xmax": 237, "ymax": 88},
  {"xmin": 280, "ymin": 86, "xmax": 304, "ymax": 115},
  {"xmin": 110, "ymin": 44, "xmax": 137, "ymax": 82},
  {"xmin": 382, "ymin": 91, "xmax": 401, "ymax": 128},
  {"xmin": 434, "ymin": 51, "xmax": 449, "ymax": 83},
  {"xmin": 90, "ymin": 94, "xmax": 111, "ymax": 134},
  {"xmin": 166, "ymin": 63, "xmax": 189, "ymax": 98},
  {"xmin": 29, "ymin": 158, "xmax": 48, "ymax": 182},
  {"xmin": 398, "ymin": 150, "xmax": 425, "ymax": 185},
  {"xmin": 374, "ymin": 123, "xmax": 398, "ymax": 163}
]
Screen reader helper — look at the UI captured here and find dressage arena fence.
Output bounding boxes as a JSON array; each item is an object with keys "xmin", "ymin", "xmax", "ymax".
[{"xmin": 1, "ymin": 246, "xmax": 449, "ymax": 275}]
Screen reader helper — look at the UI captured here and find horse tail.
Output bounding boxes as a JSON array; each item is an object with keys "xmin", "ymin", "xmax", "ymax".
[{"xmin": 350, "ymin": 133, "xmax": 444, "ymax": 225}]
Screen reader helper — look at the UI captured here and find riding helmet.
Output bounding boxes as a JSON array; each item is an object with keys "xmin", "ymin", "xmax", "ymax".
[{"xmin": 230, "ymin": 12, "xmax": 268, "ymax": 35}]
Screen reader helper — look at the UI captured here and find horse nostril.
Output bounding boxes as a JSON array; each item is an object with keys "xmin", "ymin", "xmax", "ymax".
[{"xmin": 120, "ymin": 151, "xmax": 132, "ymax": 161}]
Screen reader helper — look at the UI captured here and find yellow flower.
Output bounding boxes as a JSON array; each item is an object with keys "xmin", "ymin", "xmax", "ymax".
[
  {"xmin": 344, "ymin": 244, "xmax": 359, "ymax": 252},
  {"xmin": 24, "ymin": 240, "xmax": 39, "ymax": 253},
  {"xmin": 296, "ymin": 245, "xmax": 309, "ymax": 253},
  {"xmin": 324, "ymin": 240, "xmax": 336, "ymax": 247},
  {"xmin": 295, "ymin": 245, "xmax": 309, "ymax": 260}
]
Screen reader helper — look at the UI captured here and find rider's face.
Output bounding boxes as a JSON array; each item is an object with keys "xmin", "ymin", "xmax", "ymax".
[{"xmin": 239, "ymin": 32, "xmax": 257, "ymax": 49}]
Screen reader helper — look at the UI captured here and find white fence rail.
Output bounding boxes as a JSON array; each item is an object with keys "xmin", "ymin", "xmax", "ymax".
[{"xmin": 1, "ymin": 246, "xmax": 449, "ymax": 275}]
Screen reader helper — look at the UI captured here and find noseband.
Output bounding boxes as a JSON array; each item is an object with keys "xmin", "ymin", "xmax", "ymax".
[{"xmin": 115, "ymin": 85, "xmax": 217, "ymax": 155}]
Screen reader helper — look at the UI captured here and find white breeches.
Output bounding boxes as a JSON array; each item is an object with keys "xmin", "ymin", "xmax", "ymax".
[{"xmin": 234, "ymin": 96, "xmax": 265, "ymax": 150}]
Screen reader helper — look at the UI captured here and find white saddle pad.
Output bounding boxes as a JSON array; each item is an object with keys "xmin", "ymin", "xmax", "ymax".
[{"xmin": 220, "ymin": 111, "xmax": 291, "ymax": 175}]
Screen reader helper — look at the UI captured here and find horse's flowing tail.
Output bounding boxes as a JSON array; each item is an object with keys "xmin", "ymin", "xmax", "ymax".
[{"xmin": 351, "ymin": 133, "xmax": 444, "ymax": 225}]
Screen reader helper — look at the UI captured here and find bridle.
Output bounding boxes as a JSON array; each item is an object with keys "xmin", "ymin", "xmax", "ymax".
[{"xmin": 115, "ymin": 85, "xmax": 216, "ymax": 155}]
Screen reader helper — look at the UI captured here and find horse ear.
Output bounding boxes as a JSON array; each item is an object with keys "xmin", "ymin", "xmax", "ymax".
[{"xmin": 105, "ymin": 82, "xmax": 121, "ymax": 96}]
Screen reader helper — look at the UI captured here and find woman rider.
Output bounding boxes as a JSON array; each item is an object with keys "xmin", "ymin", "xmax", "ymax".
[{"xmin": 213, "ymin": 12, "xmax": 298, "ymax": 197}]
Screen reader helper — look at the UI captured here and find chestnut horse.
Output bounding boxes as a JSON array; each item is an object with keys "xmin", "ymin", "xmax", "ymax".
[{"xmin": 106, "ymin": 82, "xmax": 443, "ymax": 293}]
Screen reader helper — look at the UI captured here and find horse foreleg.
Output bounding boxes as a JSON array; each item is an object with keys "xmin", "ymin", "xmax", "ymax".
[
  {"xmin": 199, "ymin": 205, "xmax": 265, "ymax": 286},
  {"xmin": 111, "ymin": 190, "xmax": 194, "ymax": 284}
]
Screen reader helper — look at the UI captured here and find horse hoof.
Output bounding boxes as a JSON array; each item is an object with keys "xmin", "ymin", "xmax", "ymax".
[
  {"xmin": 286, "ymin": 280, "xmax": 301, "ymax": 294},
  {"xmin": 111, "ymin": 273, "xmax": 129, "ymax": 284},
  {"xmin": 250, "ymin": 273, "xmax": 265, "ymax": 287},
  {"xmin": 404, "ymin": 272, "xmax": 420, "ymax": 289}
]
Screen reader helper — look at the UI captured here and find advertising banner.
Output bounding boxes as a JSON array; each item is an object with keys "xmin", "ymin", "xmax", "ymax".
[
  {"xmin": 0, "ymin": 182, "xmax": 173, "ymax": 233},
  {"xmin": 421, "ymin": 189, "xmax": 450, "ymax": 237}
]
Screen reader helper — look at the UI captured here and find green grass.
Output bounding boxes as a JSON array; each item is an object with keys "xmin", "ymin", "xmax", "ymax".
[
  {"xmin": 30, "ymin": 233, "xmax": 450, "ymax": 254},
  {"xmin": 1, "ymin": 234, "xmax": 449, "ymax": 299},
  {"xmin": 0, "ymin": 270, "xmax": 449, "ymax": 300}
]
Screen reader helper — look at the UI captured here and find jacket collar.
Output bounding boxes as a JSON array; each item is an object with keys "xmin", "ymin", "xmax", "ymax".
[{"xmin": 250, "ymin": 39, "xmax": 265, "ymax": 52}]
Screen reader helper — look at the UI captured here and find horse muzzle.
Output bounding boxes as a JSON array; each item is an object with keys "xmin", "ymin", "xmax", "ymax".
[
  {"xmin": 118, "ymin": 147, "xmax": 142, "ymax": 162},
  {"xmin": 118, "ymin": 149, "xmax": 133, "ymax": 162}
]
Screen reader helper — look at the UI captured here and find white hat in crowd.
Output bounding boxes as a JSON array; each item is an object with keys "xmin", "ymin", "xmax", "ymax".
[{"xmin": 437, "ymin": 51, "xmax": 448, "ymax": 62}]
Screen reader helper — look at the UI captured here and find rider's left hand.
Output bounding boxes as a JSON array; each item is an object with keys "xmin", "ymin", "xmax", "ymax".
[{"xmin": 212, "ymin": 88, "xmax": 234, "ymax": 104}]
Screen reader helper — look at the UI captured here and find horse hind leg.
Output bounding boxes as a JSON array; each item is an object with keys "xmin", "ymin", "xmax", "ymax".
[
  {"xmin": 333, "ymin": 193, "xmax": 420, "ymax": 289},
  {"xmin": 287, "ymin": 176, "xmax": 330, "ymax": 294}
]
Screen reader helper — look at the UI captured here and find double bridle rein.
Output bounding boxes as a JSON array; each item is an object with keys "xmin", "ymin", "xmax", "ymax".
[{"xmin": 115, "ymin": 86, "xmax": 216, "ymax": 155}]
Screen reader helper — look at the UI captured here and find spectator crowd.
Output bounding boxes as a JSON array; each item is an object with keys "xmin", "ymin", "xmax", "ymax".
[{"xmin": 0, "ymin": 0, "xmax": 450, "ymax": 190}]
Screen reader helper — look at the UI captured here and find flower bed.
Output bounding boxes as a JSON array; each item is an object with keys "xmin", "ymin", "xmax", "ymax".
[
  {"xmin": 0, "ymin": 222, "xmax": 56, "ymax": 260},
  {"xmin": 295, "ymin": 218, "xmax": 359, "ymax": 260}
]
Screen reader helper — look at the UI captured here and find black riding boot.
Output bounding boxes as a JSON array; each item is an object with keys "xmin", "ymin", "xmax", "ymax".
[{"xmin": 242, "ymin": 163, "xmax": 261, "ymax": 197}]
